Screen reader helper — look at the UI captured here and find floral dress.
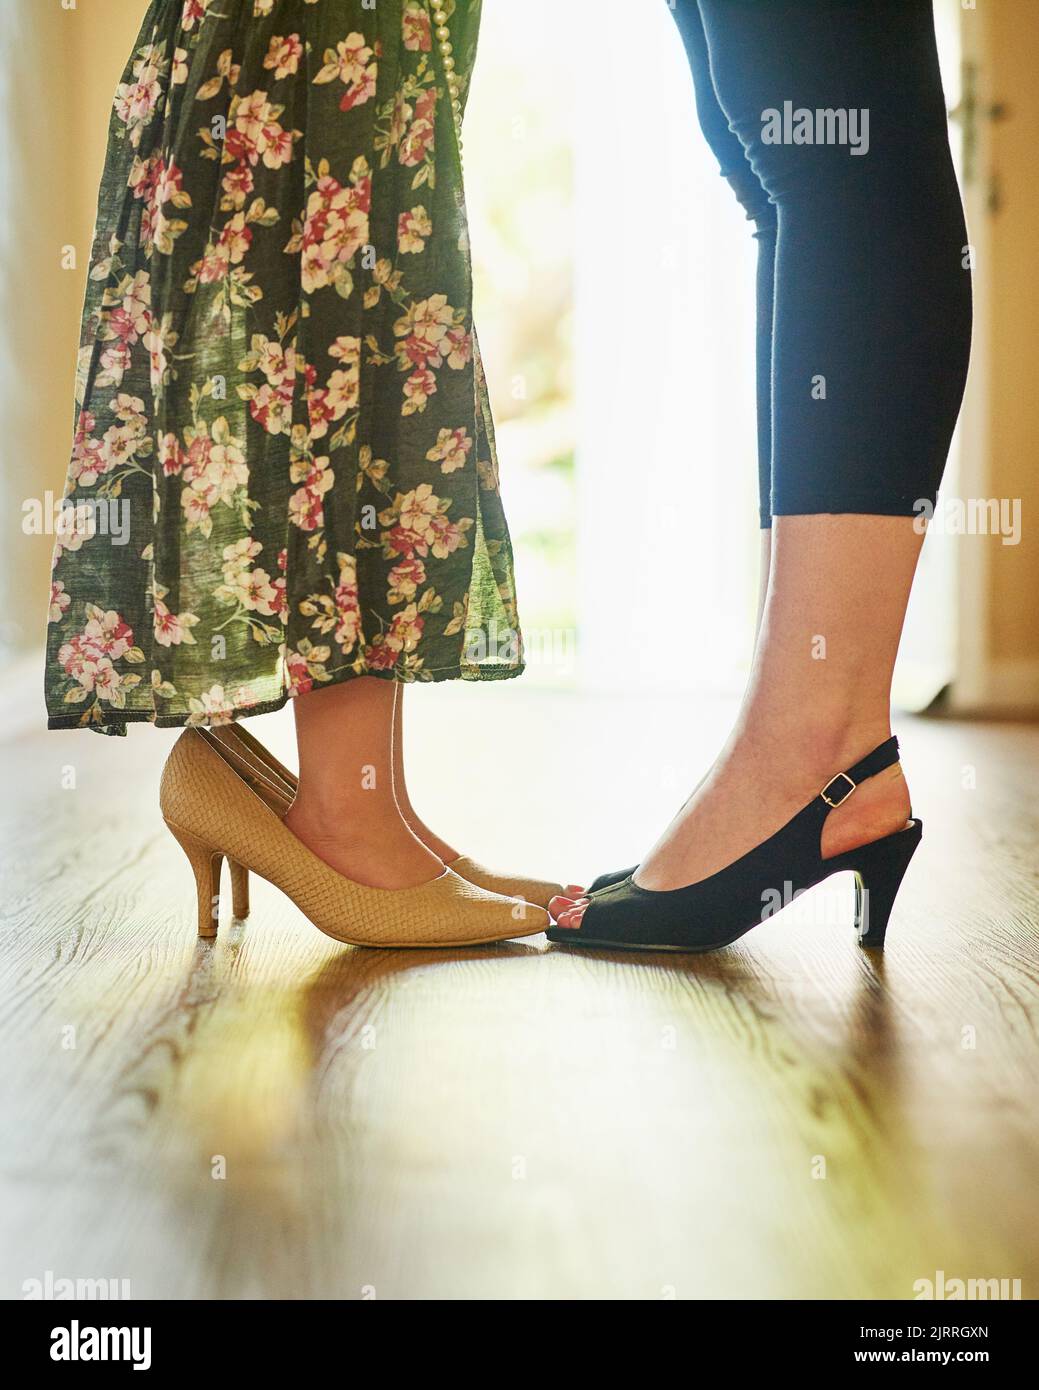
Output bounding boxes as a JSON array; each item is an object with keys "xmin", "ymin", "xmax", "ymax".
[{"xmin": 45, "ymin": 0, "xmax": 523, "ymax": 736}]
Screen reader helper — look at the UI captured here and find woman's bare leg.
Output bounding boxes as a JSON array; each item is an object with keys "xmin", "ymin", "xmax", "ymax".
[
  {"xmin": 284, "ymin": 677, "xmax": 444, "ymax": 889},
  {"xmin": 554, "ymin": 514, "xmax": 917, "ymax": 926}
]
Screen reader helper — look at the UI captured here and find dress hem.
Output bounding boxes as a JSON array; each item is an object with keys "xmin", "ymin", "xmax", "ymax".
[{"xmin": 46, "ymin": 661, "xmax": 526, "ymax": 736}]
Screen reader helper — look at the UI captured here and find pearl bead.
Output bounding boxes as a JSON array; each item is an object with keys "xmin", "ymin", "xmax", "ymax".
[{"xmin": 431, "ymin": 4, "xmax": 464, "ymax": 144}]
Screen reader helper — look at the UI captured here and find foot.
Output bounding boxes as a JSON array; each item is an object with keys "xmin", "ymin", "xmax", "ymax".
[
  {"xmin": 284, "ymin": 795, "xmax": 447, "ymax": 891},
  {"xmin": 550, "ymin": 723, "xmax": 911, "ymax": 929}
]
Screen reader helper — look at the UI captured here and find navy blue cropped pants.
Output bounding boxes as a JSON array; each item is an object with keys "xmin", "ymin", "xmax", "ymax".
[{"xmin": 670, "ymin": 0, "xmax": 972, "ymax": 527}]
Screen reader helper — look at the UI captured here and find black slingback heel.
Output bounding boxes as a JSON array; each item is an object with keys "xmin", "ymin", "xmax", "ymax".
[{"xmin": 548, "ymin": 736, "xmax": 920, "ymax": 954}]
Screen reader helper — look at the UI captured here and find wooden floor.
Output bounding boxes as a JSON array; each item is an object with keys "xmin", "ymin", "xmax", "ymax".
[{"xmin": 2, "ymin": 670, "xmax": 1037, "ymax": 1300}]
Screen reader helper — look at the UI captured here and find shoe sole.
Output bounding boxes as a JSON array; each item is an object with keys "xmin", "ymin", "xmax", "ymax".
[
  {"xmin": 545, "ymin": 925, "xmax": 755, "ymax": 954},
  {"xmin": 546, "ymin": 922, "xmax": 886, "ymax": 955}
]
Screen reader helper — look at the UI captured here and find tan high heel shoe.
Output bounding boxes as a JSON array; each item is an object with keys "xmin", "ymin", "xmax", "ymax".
[
  {"xmin": 209, "ymin": 723, "xmax": 567, "ymax": 911},
  {"xmin": 160, "ymin": 728, "xmax": 548, "ymax": 948}
]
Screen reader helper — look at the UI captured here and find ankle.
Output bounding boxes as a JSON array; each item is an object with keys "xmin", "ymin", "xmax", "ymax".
[
  {"xmin": 807, "ymin": 718, "xmax": 894, "ymax": 779},
  {"xmin": 286, "ymin": 790, "xmax": 396, "ymax": 833},
  {"xmin": 282, "ymin": 797, "xmax": 444, "ymax": 889},
  {"xmin": 740, "ymin": 706, "xmax": 893, "ymax": 781}
]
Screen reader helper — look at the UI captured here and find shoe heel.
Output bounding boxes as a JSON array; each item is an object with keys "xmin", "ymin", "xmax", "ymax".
[
  {"xmin": 165, "ymin": 820, "xmax": 224, "ymax": 938},
  {"xmin": 228, "ymin": 859, "xmax": 249, "ymax": 921},
  {"xmin": 850, "ymin": 821, "xmax": 922, "ymax": 949}
]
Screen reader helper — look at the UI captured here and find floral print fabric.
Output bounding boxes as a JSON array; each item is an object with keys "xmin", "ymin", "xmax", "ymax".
[{"xmin": 46, "ymin": 0, "xmax": 523, "ymax": 735}]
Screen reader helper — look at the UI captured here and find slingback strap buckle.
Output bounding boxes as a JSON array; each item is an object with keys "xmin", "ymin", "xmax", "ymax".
[{"xmin": 820, "ymin": 772, "xmax": 857, "ymax": 808}]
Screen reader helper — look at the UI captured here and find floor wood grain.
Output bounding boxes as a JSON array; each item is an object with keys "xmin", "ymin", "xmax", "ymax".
[{"xmin": 1, "ymin": 676, "xmax": 1037, "ymax": 1300}]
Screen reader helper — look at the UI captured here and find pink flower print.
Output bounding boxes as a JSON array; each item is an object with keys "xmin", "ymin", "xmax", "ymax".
[
  {"xmin": 97, "ymin": 341, "xmax": 133, "ymax": 389},
  {"xmin": 402, "ymin": 3, "xmax": 432, "ymax": 53},
  {"xmin": 426, "ymin": 427, "xmax": 472, "ymax": 474},
  {"xmin": 398, "ymin": 205, "xmax": 432, "ymax": 254},
  {"xmin": 153, "ymin": 595, "xmax": 200, "ymax": 647},
  {"xmin": 222, "ymin": 164, "xmax": 255, "ymax": 208},
  {"xmin": 264, "ymin": 34, "xmax": 303, "ymax": 80},
  {"xmin": 298, "ymin": 173, "xmax": 372, "ymax": 294},
  {"xmin": 313, "ymin": 34, "xmax": 378, "ymax": 113},
  {"xmin": 333, "ymin": 556, "xmax": 362, "ymax": 652},
  {"xmin": 49, "ymin": 580, "xmax": 71, "ymax": 624},
  {"xmin": 218, "ymin": 212, "xmax": 253, "ymax": 265},
  {"xmin": 388, "ymin": 604, "xmax": 424, "ymax": 653},
  {"xmin": 363, "ymin": 603, "xmax": 425, "ymax": 669},
  {"xmin": 289, "ymin": 456, "xmax": 334, "ymax": 532},
  {"xmin": 444, "ymin": 325, "xmax": 473, "ymax": 369},
  {"xmin": 226, "ymin": 91, "xmax": 297, "ymax": 171},
  {"xmin": 399, "ymin": 88, "xmax": 437, "ymax": 168},
  {"xmin": 285, "ymin": 649, "xmax": 316, "ymax": 696},
  {"xmin": 181, "ymin": 0, "xmax": 208, "ymax": 31},
  {"xmin": 158, "ymin": 433, "xmax": 185, "ymax": 476},
  {"xmin": 114, "ymin": 45, "xmax": 165, "ymax": 147},
  {"xmin": 387, "ymin": 556, "xmax": 426, "ymax": 602},
  {"xmin": 427, "ymin": 510, "xmax": 468, "ymax": 559},
  {"xmin": 403, "ymin": 368, "xmax": 437, "ymax": 414},
  {"xmin": 364, "ymin": 637, "xmax": 399, "ymax": 672}
]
